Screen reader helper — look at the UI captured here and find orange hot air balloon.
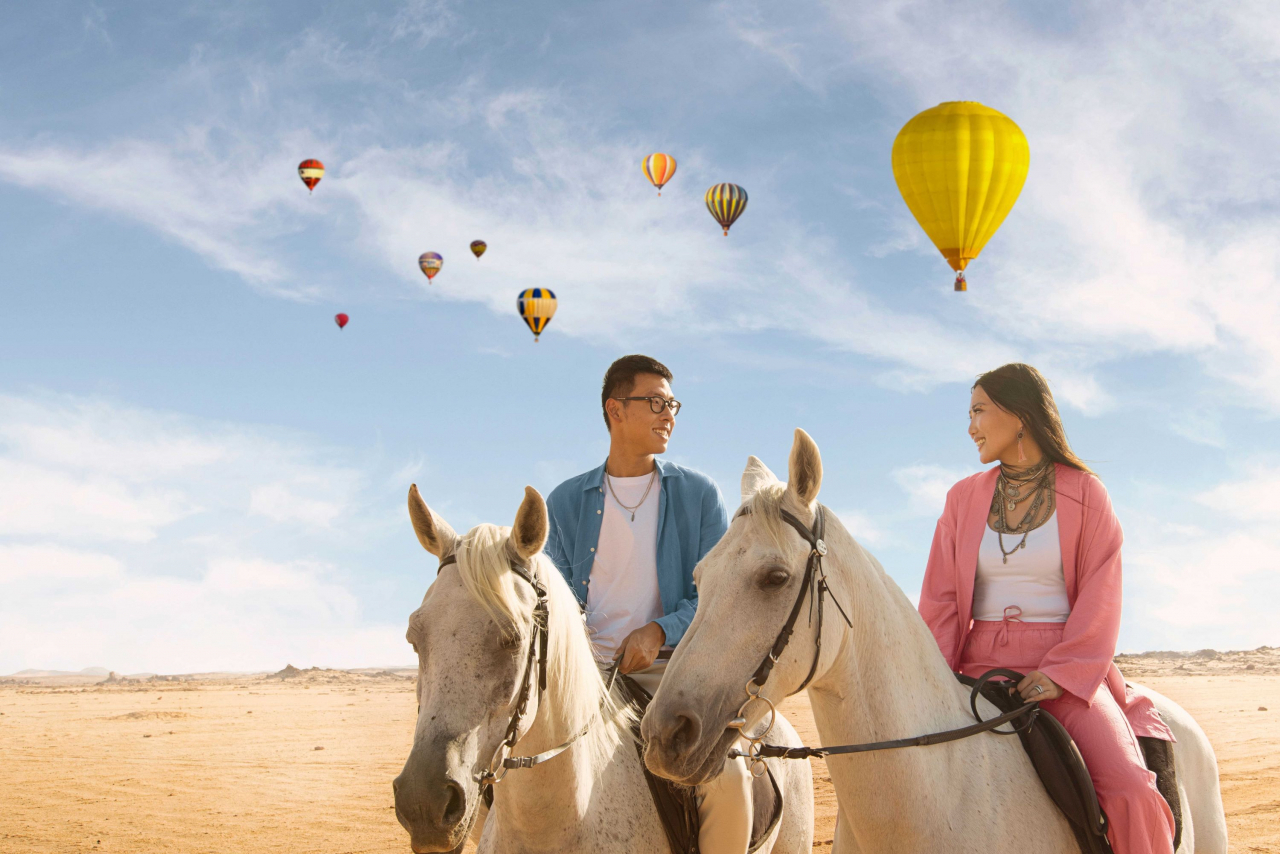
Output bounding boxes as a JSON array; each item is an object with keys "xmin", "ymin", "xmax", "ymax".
[
  {"xmin": 298, "ymin": 159, "xmax": 325, "ymax": 193},
  {"xmin": 418, "ymin": 252, "xmax": 443, "ymax": 281},
  {"xmin": 470, "ymin": 240, "xmax": 487, "ymax": 260},
  {"xmin": 642, "ymin": 153, "xmax": 677, "ymax": 196},
  {"xmin": 334, "ymin": 313, "xmax": 349, "ymax": 329}
]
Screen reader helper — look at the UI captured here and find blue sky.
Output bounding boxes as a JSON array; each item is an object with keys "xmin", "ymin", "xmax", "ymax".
[{"xmin": 3, "ymin": 0, "xmax": 1278, "ymax": 673}]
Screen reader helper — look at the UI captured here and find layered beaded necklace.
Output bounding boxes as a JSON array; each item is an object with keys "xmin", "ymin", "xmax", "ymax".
[{"xmin": 989, "ymin": 458, "xmax": 1056, "ymax": 564}]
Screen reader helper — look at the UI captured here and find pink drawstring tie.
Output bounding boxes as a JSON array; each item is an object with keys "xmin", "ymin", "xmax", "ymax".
[{"xmin": 996, "ymin": 606, "xmax": 1023, "ymax": 646}]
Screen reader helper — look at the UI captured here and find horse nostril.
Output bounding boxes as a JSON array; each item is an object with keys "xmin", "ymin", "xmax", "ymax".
[
  {"xmin": 668, "ymin": 712, "xmax": 702, "ymax": 758},
  {"xmin": 440, "ymin": 778, "xmax": 466, "ymax": 826}
]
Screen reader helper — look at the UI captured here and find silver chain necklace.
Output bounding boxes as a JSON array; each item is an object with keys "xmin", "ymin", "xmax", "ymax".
[
  {"xmin": 990, "ymin": 461, "xmax": 1056, "ymax": 564},
  {"xmin": 605, "ymin": 465, "xmax": 658, "ymax": 522}
]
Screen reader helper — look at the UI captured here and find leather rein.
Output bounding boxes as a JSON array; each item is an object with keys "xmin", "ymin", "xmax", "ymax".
[
  {"xmin": 434, "ymin": 551, "xmax": 615, "ymax": 801},
  {"xmin": 727, "ymin": 502, "xmax": 1040, "ymax": 774}
]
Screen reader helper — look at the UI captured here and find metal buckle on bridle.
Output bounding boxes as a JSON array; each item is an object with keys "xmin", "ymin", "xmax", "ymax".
[
  {"xmin": 728, "ymin": 678, "xmax": 778, "ymax": 778},
  {"xmin": 477, "ymin": 740, "xmax": 513, "ymax": 787}
]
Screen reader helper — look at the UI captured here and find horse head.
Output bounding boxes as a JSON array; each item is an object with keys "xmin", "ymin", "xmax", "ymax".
[
  {"xmin": 642, "ymin": 428, "xmax": 844, "ymax": 785},
  {"xmin": 393, "ymin": 484, "xmax": 551, "ymax": 853}
]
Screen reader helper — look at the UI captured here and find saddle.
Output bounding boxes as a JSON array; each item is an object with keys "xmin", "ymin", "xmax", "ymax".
[
  {"xmin": 958, "ymin": 672, "xmax": 1183, "ymax": 854},
  {"xmin": 619, "ymin": 673, "xmax": 783, "ymax": 854}
]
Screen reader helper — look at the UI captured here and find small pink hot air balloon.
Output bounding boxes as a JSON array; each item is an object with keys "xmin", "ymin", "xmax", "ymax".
[{"xmin": 335, "ymin": 313, "xmax": 349, "ymax": 329}]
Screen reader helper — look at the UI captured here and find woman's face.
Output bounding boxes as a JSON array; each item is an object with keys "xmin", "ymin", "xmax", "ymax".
[{"xmin": 968, "ymin": 385, "xmax": 1021, "ymax": 465}]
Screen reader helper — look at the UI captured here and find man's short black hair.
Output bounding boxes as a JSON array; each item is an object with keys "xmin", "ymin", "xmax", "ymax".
[{"xmin": 601, "ymin": 355, "xmax": 673, "ymax": 430}]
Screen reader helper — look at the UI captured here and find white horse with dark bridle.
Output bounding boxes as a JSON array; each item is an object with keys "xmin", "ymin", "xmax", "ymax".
[
  {"xmin": 642, "ymin": 430, "xmax": 1228, "ymax": 854},
  {"xmin": 393, "ymin": 483, "xmax": 814, "ymax": 854}
]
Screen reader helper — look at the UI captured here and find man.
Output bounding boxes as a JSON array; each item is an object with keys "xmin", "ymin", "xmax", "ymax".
[{"xmin": 544, "ymin": 354, "xmax": 752, "ymax": 854}]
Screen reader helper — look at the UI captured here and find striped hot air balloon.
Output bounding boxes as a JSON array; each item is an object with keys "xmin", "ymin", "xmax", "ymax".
[
  {"xmin": 418, "ymin": 252, "xmax": 443, "ymax": 281},
  {"xmin": 298, "ymin": 159, "xmax": 324, "ymax": 193},
  {"xmin": 705, "ymin": 183, "xmax": 748, "ymax": 235},
  {"xmin": 470, "ymin": 240, "xmax": 487, "ymax": 260},
  {"xmin": 642, "ymin": 153, "xmax": 677, "ymax": 196},
  {"xmin": 517, "ymin": 288, "xmax": 557, "ymax": 342}
]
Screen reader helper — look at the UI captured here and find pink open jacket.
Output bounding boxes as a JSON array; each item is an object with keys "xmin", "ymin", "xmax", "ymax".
[{"xmin": 919, "ymin": 464, "xmax": 1172, "ymax": 741}]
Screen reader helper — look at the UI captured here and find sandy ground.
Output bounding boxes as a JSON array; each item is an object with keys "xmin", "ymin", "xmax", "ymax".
[{"xmin": 1, "ymin": 651, "xmax": 1277, "ymax": 853}]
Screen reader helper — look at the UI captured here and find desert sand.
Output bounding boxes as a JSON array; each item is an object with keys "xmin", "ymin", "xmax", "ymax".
[{"xmin": 1, "ymin": 650, "xmax": 1277, "ymax": 853}]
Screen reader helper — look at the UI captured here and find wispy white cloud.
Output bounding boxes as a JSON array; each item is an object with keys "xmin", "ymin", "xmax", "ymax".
[
  {"xmin": 0, "ymin": 391, "xmax": 405, "ymax": 673},
  {"xmin": 717, "ymin": 0, "xmax": 1280, "ymax": 412},
  {"xmin": 892, "ymin": 463, "xmax": 971, "ymax": 517}
]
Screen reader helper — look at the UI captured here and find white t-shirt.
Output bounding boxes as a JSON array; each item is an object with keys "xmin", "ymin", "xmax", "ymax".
[
  {"xmin": 586, "ymin": 472, "xmax": 664, "ymax": 660},
  {"xmin": 973, "ymin": 513, "xmax": 1070, "ymax": 622}
]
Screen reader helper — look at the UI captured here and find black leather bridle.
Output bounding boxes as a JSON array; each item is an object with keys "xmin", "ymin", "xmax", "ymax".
[
  {"xmin": 739, "ymin": 503, "xmax": 853, "ymax": 697},
  {"xmin": 433, "ymin": 549, "xmax": 613, "ymax": 804}
]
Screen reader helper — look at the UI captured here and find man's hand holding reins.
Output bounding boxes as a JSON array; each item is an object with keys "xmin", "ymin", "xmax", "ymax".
[{"xmin": 615, "ymin": 621, "xmax": 666, "ymax": 674}]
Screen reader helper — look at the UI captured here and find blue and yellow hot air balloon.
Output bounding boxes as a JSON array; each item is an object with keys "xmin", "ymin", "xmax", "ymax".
[
  {"xmin": 891, "ymin": 102, "xmax": 1029, "ymax": 291},
  {"xmin": 642, "ymin": 153, "xmax": 676, "ymax": 196},
  {"xmin": 705, "ymin": 183, "xmax": 747, "ymax": 235},
  {"xmin": 517, "ymin": 288, "xmax": 557, "ymax": 342}
]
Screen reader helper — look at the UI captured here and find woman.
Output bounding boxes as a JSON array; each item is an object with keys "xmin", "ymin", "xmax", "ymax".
[{"xmin": 918, "ymin": 363, "xmax": 1176, "ymax": 854}]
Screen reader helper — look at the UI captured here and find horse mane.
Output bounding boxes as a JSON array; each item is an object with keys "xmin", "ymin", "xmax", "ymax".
[
  {"xmin": 744, "ymin": 481, "xmax": 806, "ymax": 555},
  {"xmin": 452, "ymin": 523, "xmax": 635, "ymax": 766}
]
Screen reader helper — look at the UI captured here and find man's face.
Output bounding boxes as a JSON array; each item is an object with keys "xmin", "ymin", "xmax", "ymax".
[{"xmin": 612, "ymin": 373, "xmax": 676, "ymax": 454}]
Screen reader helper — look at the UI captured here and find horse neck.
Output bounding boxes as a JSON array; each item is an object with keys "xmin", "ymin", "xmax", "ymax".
[
  {"xmin": 488, "ymin": 683, "xmax": 649, "ymax": 848},
  {"xmin": 488, "ymin": 583, "xmax": 650, "ymax": 847},
  {"xmin": 806, "ymin": 526, "xmax": 987, "ymax": 790}
]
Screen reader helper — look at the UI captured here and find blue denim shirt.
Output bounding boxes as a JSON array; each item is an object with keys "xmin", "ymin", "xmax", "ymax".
[{"xmin": 544, "ymin": 458, "xmax": 729, "ymax": 647}]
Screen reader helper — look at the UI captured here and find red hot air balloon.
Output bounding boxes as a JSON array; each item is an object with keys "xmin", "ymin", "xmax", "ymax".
[
  {"xmin": 335, "ymin": 313, "xmax": 349, "ymax": 329},
  {"xmin": 298, "ymin": 159, "xmax": 325, "ymax": 193}
]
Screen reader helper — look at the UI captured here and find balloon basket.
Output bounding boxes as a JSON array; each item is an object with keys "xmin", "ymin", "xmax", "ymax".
[{"xmin": 954, "ymin": 272, "xmax": 967, "ymax": 292}]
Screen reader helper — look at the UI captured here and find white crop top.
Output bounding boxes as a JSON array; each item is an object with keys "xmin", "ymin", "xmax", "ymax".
[{"xmin": 973, "ymin": 513, "xmax": 1070, "ymax": 622}]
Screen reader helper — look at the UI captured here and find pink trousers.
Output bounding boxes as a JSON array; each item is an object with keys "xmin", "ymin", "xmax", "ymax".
[{"xmin": 960, "ymin": 620, "xmax": 1175, "ymax": 854}]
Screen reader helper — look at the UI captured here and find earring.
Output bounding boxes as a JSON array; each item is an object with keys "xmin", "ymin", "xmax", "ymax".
[{"xmin": 1017, "ymin": 430, "xmax": 1027, "ymax": 463}]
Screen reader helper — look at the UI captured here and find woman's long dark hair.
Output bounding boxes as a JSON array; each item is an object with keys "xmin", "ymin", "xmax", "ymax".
[{"xmin": 973, "ymin": 363, "xmax": 1094, "ymax": 476}]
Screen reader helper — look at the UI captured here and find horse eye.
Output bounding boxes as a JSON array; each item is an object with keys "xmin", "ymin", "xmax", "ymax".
[
  {"xmin": 761, "ymin": 568, "xmax": 790, "ymax": 589},
  {"xmin": 499, "ymin": 632, "xmax": 522, "ymax": 651}
]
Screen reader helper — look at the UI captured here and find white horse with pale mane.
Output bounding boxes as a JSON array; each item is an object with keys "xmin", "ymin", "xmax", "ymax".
[
  {"xmin": 393, "ymin": 483, "xmax": 814, "ymax": 854},
  {"xmin": 643, "ymin": 429, "xmax": 1228, "ymax": 854}
]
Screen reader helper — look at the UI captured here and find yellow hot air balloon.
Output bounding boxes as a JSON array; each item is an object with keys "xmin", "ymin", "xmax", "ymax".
[
  {"xmin": 517, "ymin": 288, "xmax": 557, "ymax": 342},
  {"xmin": 891, "ymin": 102, "xmax": 1029, "ymax": 291}
]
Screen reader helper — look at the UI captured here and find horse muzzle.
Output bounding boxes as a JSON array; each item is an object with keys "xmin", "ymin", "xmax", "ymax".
[{"xmin": 392, "ymin": 763, "xmax": 475, "ymax": 852}]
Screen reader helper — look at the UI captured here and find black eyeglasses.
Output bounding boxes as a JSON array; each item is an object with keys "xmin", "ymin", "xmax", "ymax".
[{"xmin": 613, "ymin": 396, "xmax": 682, "ymax": 416}]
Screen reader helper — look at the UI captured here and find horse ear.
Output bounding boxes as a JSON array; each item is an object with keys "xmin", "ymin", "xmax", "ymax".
[
  {"xmin": 785, "ymin": 429, "xmax": 823, "ymax": 510},
  {"xmin": 511, "ymin": 486, "xmax": 548, "ymax": 561},
  {"xmin": 408, "ymin": 484, "xmax": 457, "ymax": 558},
  {"xmin": 741, "ymin": 455, "xmax": 778, "ymax": 503}
]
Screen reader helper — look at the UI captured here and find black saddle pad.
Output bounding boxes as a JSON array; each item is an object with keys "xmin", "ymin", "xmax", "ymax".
[
  {"xmin": 957, "ymin": 672, "xmax": 1181, "ymax": 854},
  {"xmin": 619, "ymin": 674, "xmax": 783, "ymax": 854}
]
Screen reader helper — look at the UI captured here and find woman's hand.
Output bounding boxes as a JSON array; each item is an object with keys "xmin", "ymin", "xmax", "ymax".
[{"xmin": 1014, "ymin": 670, "xmax": 1063, "ymax": 702}]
